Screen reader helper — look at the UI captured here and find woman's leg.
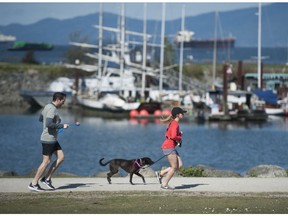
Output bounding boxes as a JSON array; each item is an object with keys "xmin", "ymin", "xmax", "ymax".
[
  {"xmin": 177, "ymin": 155, "xmax": 183, "ymax": 169},
  {"xmin": 159, "ymin": 167, "xmax": 171, "ymax": 177},
  {"xmin": 161, "ymin": 153, "xmax": 178, "ymax": 187}
]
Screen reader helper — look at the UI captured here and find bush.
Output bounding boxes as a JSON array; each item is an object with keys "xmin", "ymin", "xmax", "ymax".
[{"xmin": 180, "ymin": 166, "xmax": 206, "ymax": 177}]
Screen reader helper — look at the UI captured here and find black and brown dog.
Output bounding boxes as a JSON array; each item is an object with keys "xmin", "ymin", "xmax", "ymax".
[{"xmin": 99, "ymin": 157, "xmax": 154, "ymax": 185}]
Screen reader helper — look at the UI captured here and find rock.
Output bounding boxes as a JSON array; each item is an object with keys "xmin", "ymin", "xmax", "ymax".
[
  {"xmin": 139, "ymin": 167, "xmax": 155, "ymax": 177},
  {"xmin": 196, "ymin": 165, "xmax": 241, "ymax": 177},
  {"xmin": 0, "ymin": 170, "xmax": 18, "ymax": 176},
  {"xmin": 246, "ymin": 165, "xmax": 288, "ymax": 177},
  {"xmin": 94, "ymin": 171, "xmax": 122, "ymax": 178},
  {"xmin": 94, "ymin": 167, "xmax": 155, "ymax": 178},
  {"xmin": 24, "ymin": 169, "xmax": 78, "ymax": 177},
  {"xmin": 52, "ymin": 172, "xmax": 78, "ymax": 177}
]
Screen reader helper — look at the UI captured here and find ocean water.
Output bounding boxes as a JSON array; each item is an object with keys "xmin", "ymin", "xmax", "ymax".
[
  {"xmin": 0, "ymin": 107, "xmax": 288, "ymax": 177},
  {"xmin": 0, "ymin": 43, "xmax": 287, "ymax": 65}
]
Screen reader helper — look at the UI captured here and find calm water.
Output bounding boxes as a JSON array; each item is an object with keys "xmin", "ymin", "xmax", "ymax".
[
  {"xmin": 0, "ymin": 107, "xmax": 288, "ymax": 177},
  {"xmin": 1, "ymin": 44, "xmax": 288, "ymax": 65}
]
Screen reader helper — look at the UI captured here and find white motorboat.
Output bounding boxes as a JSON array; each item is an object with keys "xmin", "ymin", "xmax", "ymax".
[{"xmin": 77, "ymin": 93, "xmax": 140, "ymax": 113}]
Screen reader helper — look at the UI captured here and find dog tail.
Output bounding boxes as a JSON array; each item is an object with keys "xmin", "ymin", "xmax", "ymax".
[{"xmin": 99, "ymin": 158, "xmax": 110, "ymax": 166}]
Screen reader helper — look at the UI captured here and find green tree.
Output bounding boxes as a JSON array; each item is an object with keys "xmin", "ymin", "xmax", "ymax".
[
  {"xmin": 65, "ymin": 31, "xmax": 96, "ymax": 65},
  {"xmin": 164, "ymin": 36, "xmax": 175, "ymax": 66},
  {"xmin": 22, "ymin": 51, "xmax": 38, "ymax": 64}
]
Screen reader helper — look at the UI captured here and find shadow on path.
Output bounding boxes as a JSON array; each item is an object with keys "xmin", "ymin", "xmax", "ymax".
[
  {"xmin": 57, "ymin": 183, "xmax": 95, "ymax": 190},
  {"xmin": 175, "ymin": 183, "xmax": 208, "ymax": 190}
]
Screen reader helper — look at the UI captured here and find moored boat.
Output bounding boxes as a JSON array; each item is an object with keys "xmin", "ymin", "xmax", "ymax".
[
  {"xmin": 8, "ymin": 41, "xmax": 54, "ymax": 51},
  {"xmin": 174, "ymin": 30, "xmax": 235, "ymax": 49},
  {"xmin": 19, "ymin": 90, "xmax": 73, "ymax": 108},
  {"xmin": 0, "ymin": 33, "xmax": 16, "ymax": 42},
  {"xmin": 77, "ymin": 93, "xmax": 140, "ymax": 116}
]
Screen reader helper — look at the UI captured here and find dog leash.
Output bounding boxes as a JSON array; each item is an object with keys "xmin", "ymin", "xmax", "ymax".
[{"xmin": 141, "ymin": 148, "xmax": 176, "ymax": 170}]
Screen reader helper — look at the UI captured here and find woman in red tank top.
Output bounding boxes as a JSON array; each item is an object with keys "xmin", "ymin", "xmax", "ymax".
[{"xmin": 155, "ymin": 107, "xmax": 186, "ymax": 190}]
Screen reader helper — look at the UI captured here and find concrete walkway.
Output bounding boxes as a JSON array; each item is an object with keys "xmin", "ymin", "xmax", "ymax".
[{"xmin": 1, "ymin": 177, "xmax": 288, "ymax": 193}]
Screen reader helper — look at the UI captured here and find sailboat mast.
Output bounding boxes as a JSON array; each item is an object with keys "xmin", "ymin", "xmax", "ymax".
[
  {"xmin": 257, "ymin": 3, "xmax": 262, "ymax": 89},
  {"xmin": 120, "ymin": 4, "xmax": 125, "ymax": 81},
  {"xmin": 179, "ymin": 4, "xmax": 185, "ymax": 92},
  {"xmin": 159, "ymin": 3, "xmax": 166, "ymax": 92},
  {"xmin": 141, "ymin": 3, "xmax": 147, "ymax": 100},
  {"xmin": 212, "ymin": 11, "xmax": 218, "ymax": 90},
  {"xmin": 98, "ymin": 3, "xmax": 103, "ymax": 78}
]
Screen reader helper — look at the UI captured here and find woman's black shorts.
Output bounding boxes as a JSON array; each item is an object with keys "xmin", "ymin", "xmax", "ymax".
[{"xmin": 42, "ymin": 141, "xmax": 62, "ymax": 156}]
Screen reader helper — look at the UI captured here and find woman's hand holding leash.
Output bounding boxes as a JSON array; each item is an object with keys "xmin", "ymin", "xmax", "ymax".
[{"xmin": 177, "ymin": 131, "xmax": 183, "ymax": 147}]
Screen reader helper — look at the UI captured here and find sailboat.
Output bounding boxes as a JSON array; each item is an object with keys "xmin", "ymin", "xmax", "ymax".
[
  {"xmin": 250, "ymin": 3, "xmax": 287, "ymax": 116},
  {"xmin": 71, "ymin": 4, "xmax": 142, "ymax": 114},
  {"xmin": 199, "ymin": 8, "xmax": 268, "ymax": 121}
]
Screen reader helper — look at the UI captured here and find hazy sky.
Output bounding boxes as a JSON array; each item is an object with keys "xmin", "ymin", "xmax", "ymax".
[{"xmin": 0, "ymin": 1, "xmax": 268, "ymax": 26}]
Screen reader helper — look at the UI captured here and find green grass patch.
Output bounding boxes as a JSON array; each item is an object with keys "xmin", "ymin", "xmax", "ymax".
[
  {"xmin": 180, "ymin": 166, "xmax": 207, "ymax": 177},
  {"xmin": 1, "ymin": 191, "xmax": 288, "ymax": 214}
]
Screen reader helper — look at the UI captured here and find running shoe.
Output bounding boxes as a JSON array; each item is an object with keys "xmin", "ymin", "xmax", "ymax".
[
  {"xmin": 28, "ymin": 183, "xmax": 44, "ymax": 192},
  {"xmin": 155, "ymin": 171, "xmax": 163, "ymax": 184},
  {"xmin": 40, "ymin": 177, "xmax": 55, "ymax": 190},
  {"xmin": 161, "ymin": 185, "xmax": 174, "ymax": 190}
]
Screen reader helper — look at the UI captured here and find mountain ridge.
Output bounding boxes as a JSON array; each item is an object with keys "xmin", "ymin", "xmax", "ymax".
[{"xmin": 0, "ymin": 3, "xmax": 287, "ymax": 47}]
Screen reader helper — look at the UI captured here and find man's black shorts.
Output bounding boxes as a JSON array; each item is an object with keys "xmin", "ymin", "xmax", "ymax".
[{"xmin": 42, "ymin": 141, "xmax": 62, "ymax": 156}]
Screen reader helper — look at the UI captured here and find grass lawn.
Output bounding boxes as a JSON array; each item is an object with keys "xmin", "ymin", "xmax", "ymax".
[{"xmin": 1, "ymin": 191, "xmax": 288, "ymax": 214}]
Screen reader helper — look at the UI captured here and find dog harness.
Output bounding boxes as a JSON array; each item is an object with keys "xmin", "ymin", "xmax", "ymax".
[{"xmin": 132, "ymin": 159, "xmax": 142, "ymax": 172}]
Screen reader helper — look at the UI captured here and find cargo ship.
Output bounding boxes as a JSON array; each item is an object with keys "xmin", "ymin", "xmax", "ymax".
[
  {"xmin": 174, "ymin": 30, "xmax": 236, "ymax": 49},
  {"xmin": 8, "ymin": 41, "xmax": 54, "ymax": 51}
]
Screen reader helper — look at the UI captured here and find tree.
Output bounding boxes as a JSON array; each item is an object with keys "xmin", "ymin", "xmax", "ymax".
[
  {"xmin": 65, "ymin": 31, "xmax": 96, "ymax": 65},
  {"xmin": 164, "ymin": 36, "xmax": 175, "ymax": 67},
  {"xmin": 22, "ymin": 51, "xmax": 38, "ymax": 64}
]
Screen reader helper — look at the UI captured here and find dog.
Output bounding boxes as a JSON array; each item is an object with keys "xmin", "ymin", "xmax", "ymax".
[{"xmin": 99, "ymin": 157, "xmax": 154, "ymax": 185}]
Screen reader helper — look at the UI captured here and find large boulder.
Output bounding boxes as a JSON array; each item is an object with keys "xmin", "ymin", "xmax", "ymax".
[
  {"xmin": 139, "ymin": 167, "xmax": 155, "ymax": 177},
  {"xmin": 25, "ymin": 169, "xmax": 77, "ymax": 177},
  {"xmin": 196, "ymin": 165, "xmax": 241, "ymax": 177},
  {"xmin": 94, "ymin": 171, "xmax": 122, "ymax": 178},
  {"xmin": 246, "ymin": 165, "xmax": 287, "ymax": 177},
  {"xmin": 0, "ymin": 170, "xmax": 18, "ymax": 176}
]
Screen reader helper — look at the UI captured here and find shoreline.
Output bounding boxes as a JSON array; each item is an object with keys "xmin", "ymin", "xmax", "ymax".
[{"xmin": 1, "ymin": 163, "xmax": 287, "ymax": 178}]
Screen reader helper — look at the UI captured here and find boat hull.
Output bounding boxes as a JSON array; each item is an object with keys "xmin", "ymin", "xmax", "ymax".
[
  {"xmin": 265, "ymin": 107, "xmax": 285, "ymax": 116},
  {"xmin": 175, "ymin": 38, "xmax": 235, "ymax": 49},
  {"xmin": 77, "ymin": 94, "xmax": 140, "ymax": 116},
  {"xmin": 19, "ymin": 90, "xmax": 73, "ymax": 108},
  {"xmin": 8, "ymin": 41, "xmax": 54, "ymax": 51}
]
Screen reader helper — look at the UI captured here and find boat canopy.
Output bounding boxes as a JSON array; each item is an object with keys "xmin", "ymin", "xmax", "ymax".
[
  {"xmin": 253, "ymin": 89, "xmax": 278, "ymax": 105},
  {"xmin": 245, "ymin": 73, "xmax": 288, "ymax": 80}
]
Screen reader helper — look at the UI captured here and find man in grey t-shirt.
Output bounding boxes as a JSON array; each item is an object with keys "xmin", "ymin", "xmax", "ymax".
[{"xmin": 28, "ymin": 92, "xmax": 69, "ymax": 192}]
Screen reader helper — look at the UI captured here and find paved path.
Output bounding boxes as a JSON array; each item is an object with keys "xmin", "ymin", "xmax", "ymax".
[{"xmin": 1, "ymin": 177, "xmax": 288, "ymax": 193}]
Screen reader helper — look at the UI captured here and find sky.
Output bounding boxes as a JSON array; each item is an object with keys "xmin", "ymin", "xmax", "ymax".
[{"xmin": 0, "ymin": 1, "xmax": 272, "ymax": 26}]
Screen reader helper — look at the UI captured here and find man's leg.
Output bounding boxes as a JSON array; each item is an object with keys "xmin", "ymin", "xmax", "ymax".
[
  {"xmin": 31, "ymin": 155, "xmax": 51, "ymax": 185},
  {"xmin": 45, "ymin": 149, "xmax": 64, "ymax": 180}
]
